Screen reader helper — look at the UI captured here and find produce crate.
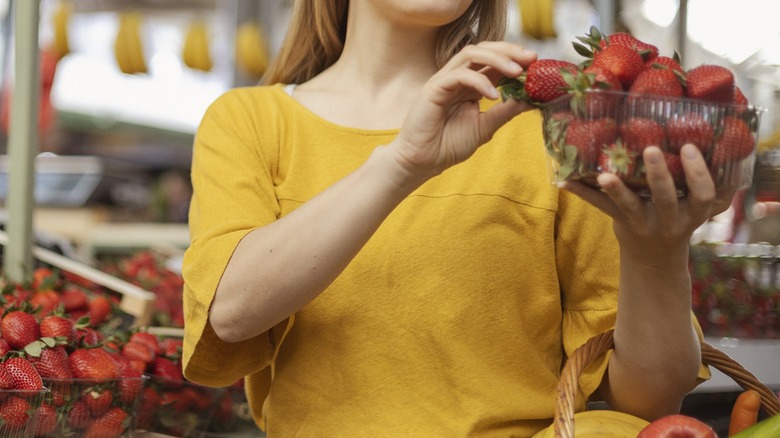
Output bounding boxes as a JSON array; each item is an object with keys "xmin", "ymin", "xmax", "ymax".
[{"xmin": 0, "ymin": 388, "xmax": 49, "ymax": 438}]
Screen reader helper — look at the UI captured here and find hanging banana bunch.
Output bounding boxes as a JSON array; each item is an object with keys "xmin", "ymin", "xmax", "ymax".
[
  {"xmin": 182, "ymin": 19, "xmax": 213, "ymax": 72},
  {"xmin": 114, "ymin": 11, "xmax": 147, "ymax": 75},
  {"xmin": 235, "ymin": 21, "xmax": 269, "ymax": 78},
  {"xmin": 52, "ymin": 0, "xmax": 72, "ymax": 59},
  {"xmin": 518, "ymin": 0, "xmax": 557, "ymax": 40}
]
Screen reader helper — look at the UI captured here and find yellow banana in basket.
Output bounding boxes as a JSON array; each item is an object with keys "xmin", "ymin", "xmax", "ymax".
[
  {"xmin": 182, "ymin": 19, "xmax": 213, "ymax": 72},
  {"xmin": 52, "ymin": 0, "xmax": 72, "ymax": 59},
  {"xmin": 114, "ymin": 11, "xmax": 147, "ymax": 75},
  {"xmin": 531, "ymin": 410, "xmax": 649, "ymax": 438},
  {"xmin": 235, "ymin": 21, "xmax": 269, "ymax": 78}
]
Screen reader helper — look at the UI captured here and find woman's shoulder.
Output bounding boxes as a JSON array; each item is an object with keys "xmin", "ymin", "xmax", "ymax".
[{"xmin": 210, "ymin": 83, "xmax": 290, "ymax": 111}]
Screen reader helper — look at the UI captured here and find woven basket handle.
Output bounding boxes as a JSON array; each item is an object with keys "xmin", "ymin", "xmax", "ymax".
[{"xmin": 554, "ymin": 329, "xmax": 780, "ymax": 438}]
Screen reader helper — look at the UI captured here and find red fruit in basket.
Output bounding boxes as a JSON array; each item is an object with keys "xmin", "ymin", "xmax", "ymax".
[
  {"xmin": 31, "ymin": 267, "xmax": 57, "ymax": 290},
  {"xmin": 29, "ymin": 345, "xmax": 73, "ymax": 379},
  {"xmin": 39, "ymin": 314, "xmax": 76, "ymax": 342},
  {"xmin": 34, "ymin": 402, "xmax": 58, "ymax": 436},
  {"xmin": 710, "ymin": 116, "xmax": 755, "ymax": 167},
  {"xmin": 565, "ymin": 118, "xmax": 618, "ymax": 165},
  {"xmin": 0, "ymin": 339, "xmax": 10, "ymax": 358},
  {"xmin": 734, "ymin": 86, "xmax": 749, "ymax": 106},
  {"xmin": 620, "ymin": 117, "xmax": 666, "ymax": 153},
  {"xmin": 0, "ymin": 396, "xmax": 32, "ymax": 432},
  {"xmin": 69, "ymin": 348, "xmax": 120, "ymax": 380},
  {"xmin": 84, "ymin": 387, "xmax": 113, "ymax": 417},
  {"xmin": 61, "ymin": 287, "xmax": 89, "ymax": 312},
  {"xmin": 646, "ymin": 55, "xmax": 684, "ymax": 74},
  {"xmin": 0, "ymin": 365, "xmax": 13, "ymax": 390},
  {"xmin": 85, "ymin": 407, "xmax": 129, "ymax": 438},
  {"xmin": 1, "ymin": 310, "xmax": 40, "ymax": 349},
  {"xmin": 629, "ymin": 67, "xmax": 684, "ymax": 98},
  {"xmin": 160, "ymin": 338, "xmax": 183, "ymax": 358},
  {"xmin": 67, "ymin": 400, "xmax": 91, "ymax": 429},
  {"xmin": 88, "ymin": 295, "xmax": 112, "ymax": 326},
  {"xmin": 76, "ymin": 326, "xmax": 101, "ymax": 347},
  {"xmin": 130, "ymin": 331, "xmax": 161, "ymax": 355},
  {"xmin": 598, "ymin": 140, "xmax": 637, "ymax": 178},
  {"xmin": 30, "ymin": 289, "xmax": 60, "ymax": 318},
  {"xmin": 152, "ymin": 357, "xmax": 184, "ymax": 382},
  {"xmin": 666, "ymin": 112, "xmax": 716, "ymax": 154},
  {"xmin": 4, "ymin": 357, "xmax": 43, "ymax": 390},
  {"xmin": 136, "ymin": 386, "xmax": 161, "ymax": 429},
  {"xmin": 637, "ymin": 414, "xmax": 716, "ymax": 437},
  {"xmin": 122, "ymin": 340, "xmax": 156, "ymax": 364},
  {"xmin": 591, "ymin": 44, "xmax": 645, "ymax": 89},
  {"xmin": 685, "ymin": 64, "xmax": 735, "ymax": 103}
]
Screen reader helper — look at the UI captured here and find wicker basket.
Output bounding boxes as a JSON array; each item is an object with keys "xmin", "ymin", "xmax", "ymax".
[{"xmin": 554, "ymin": 329, "xmax": 780, "ymax": 438}]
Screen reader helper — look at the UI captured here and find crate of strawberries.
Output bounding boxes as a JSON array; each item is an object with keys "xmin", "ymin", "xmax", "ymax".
[{"xmin": 499, "ymin": 26, "xmax": 763, "ymax": 198}]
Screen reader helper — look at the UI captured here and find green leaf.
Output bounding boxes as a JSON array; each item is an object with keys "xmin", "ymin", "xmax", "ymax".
[{"xmin": 24, "ymin": 340, "xmax": 44, "ymax": 357}]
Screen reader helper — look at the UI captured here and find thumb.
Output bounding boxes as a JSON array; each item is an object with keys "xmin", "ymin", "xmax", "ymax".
[{"xmin": 480, "ymin": 98, "xmax": 532, "ymax": 139}]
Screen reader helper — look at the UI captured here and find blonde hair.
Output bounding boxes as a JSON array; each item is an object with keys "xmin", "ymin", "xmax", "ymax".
[{"xmin": 262, "ymin": 1, "xmax": 507, "ymax": 85}]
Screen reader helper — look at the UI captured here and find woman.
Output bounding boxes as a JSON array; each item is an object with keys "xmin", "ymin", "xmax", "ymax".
[{"xmin": 182, "ymin": 1, "xmax": 720, "ymax": 436}]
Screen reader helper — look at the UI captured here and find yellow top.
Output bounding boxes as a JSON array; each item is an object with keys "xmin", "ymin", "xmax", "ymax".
[{"xmin": 181, "ymin": 84, "xmax": 705, "ymax": 437}]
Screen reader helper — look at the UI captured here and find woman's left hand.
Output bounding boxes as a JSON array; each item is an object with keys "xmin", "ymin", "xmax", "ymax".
[{"xmin": 562, "ymin": 143, "xmax": 732, "ymax": 265}]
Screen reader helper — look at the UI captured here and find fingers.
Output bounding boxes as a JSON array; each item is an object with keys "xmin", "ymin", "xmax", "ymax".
[
  {"xmin": 643, "ymin": 147, "xmax": 680, "ymax": 230},
  {"xmin": 442, "ymin": 42, "xmax": 536, "ymax": 83}
]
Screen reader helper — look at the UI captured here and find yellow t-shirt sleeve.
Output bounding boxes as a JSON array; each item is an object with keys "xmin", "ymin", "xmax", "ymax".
[{"xmin": 181, "ymin": 89, "xmax": 283, "ymax": 387}]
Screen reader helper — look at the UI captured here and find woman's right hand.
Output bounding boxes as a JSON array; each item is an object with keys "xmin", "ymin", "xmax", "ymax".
[{"xmin": 388, "ymin": 42, "xmax": 537, "ymax": 184}]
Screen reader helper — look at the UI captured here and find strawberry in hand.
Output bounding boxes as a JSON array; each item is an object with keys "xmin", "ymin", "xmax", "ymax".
[{"xmin": 498, "ymin": 59, "xmax": 578, "ymax": 105}]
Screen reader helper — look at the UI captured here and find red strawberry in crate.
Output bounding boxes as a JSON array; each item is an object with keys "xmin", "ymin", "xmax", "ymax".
[
  {"xmin": 28, "ymin": 345, "xmax": 73, "ymax": 380},
  {"xmin": 0, "ymin": 338, "xmax": 10, "ymax": 357},
  {"xmin": 136, "ymin": 386, "xmax": 161, "ymax": 429},
  {"xmin": 628, "ymin": 66, "xmax": 684, "ymax": 98},
  {"xmin": 130, "ymin": 331, "xmax": 161, "ymax": 355},
  {"xmin": 619, "ymin": 117, "xmax": 666, "ymax": 154},
  {"xmin": 575, "ymin": 26, "xmax": 658, "ymax": 62},
  {"xmin": 88, "ymin": 295, "xmax": 112, "ymax": 327},
  {"xmin": 734, "ymin": 86, "xmax": 749, "ymax": 106},
  {"xmin": 34, "ymin": 402, "xmax": 58, "ymax": 436},
  {"xmin": 1, "ymin": 309, "xmax": 40, "ymax": 349},
  {"xmin": 39, "ymin": 314, "xmax": 76, "ymax": 343},
  {"xmin": 663, "ymin": 152, "xmax": 686, "ymax": 184},
  {"xmin": 0, "ymin": 364, "xmax": 13, "ymax": 389},
  {"xmin": 60, "ymin": 287, "xmax": 89, "ymax": 312},
  {"xmin": 84, "ymin": 387, "xmax": 113, "ymax": 417},
  {"xmin": 565, "ymin": 118, "xmax": 618, "ymax": 166},
  {"xmin": 69, "ymin": 348, "xmax": 120, "ymax": 380},
  {"xmin": 152, "ymin": 357, "xmax": 184, "ymax": 382},
  {"xmin": 85, "ymin": 406, "xmax": 129, "ymax": 438},
  {"xmin": 121, "ymin": 340, "xmax": 156, "ymax": 365},
  {"xmin": 666, "ymin": 112, "xmax": 715, "ymax": 154},
  {"xmin": 66, "ymin": 399, "xmax": 91, "ymax": 430},
  {"xmin": 711, "ymin": 116, "xmax": 756, "ymax": 167},
  {"xmin": 598, "ymin": 140, "xmax": 637, "ymax": 178},
  {"xmin": 4, "ymin": 356, "xmax": 43, "ymax": 390},
  {"xmin": 498, "ymin": 59, "xmax": 578, "ymax": 104},
  {"xmin": 566, "ymin": 66, "xmax": 622, "ymax": 118},
  {"xmin": 30, "ymin": 289, "xmax": 60, "ymax": 318},
  {"xmin": 0, "ymin": 396, "xmax": 32, "ymax": 433},
  {"xmin": 685, "ymin": 64, "xmax": 735, "ymax": 103}
]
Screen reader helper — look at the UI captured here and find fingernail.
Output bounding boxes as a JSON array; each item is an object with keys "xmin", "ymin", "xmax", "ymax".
[
  {"xmin": 507, "ymin": 61, "xmax": 522, "ymax": 73},
  {"xmin": 645, "ymin": 149, "xmax": 662, "ymax": 165},
  {"xmin": 681, "ymin": 144, "xmax": 698, "ymax": 160},
  {"xmin": 487, "ymin": 87, "xmax": 499, "ymax": 99}
]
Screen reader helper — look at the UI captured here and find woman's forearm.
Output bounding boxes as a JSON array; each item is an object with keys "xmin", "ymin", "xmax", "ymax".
[
  {"xmin": 604, "ymin": 246, "xmax": 702, "ymax": 421},
  {"xmin": 209, "ymin": 145, "xmax": 425, "ymax": 343}
]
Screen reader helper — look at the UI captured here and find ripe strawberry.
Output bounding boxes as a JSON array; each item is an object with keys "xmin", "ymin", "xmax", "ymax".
[
  {"xmin": 39, "ymin": 314, "xmax": 76, "ymax": 343},
  {"xmin": 599, "ymin": 140, "xmax": 637, "ymax": 178},
  {"xmin": 115, "ymin": 359, "xmax": 144, "ymax": 404},
  {"xmin": 0, "ymin": 396, "xmax": 31, "ymax": 432},
  {"xmin": 69, "ymin": 348, "xmax": 120, "ymax": 381},
  {"xmin": 152, "ymin": 357, "xmax": 184, "ymax": 382},
  {"xmin": 88, "ymin": 295, "xmax": 112, "ymax": 327},
  {"xmin": 619, "ymin": 117, "xmax": 665, "ymax": 153},
  {"xmin": 159, "ymin": 338, "xmax": 183, "ymax": 358},
  {"xmin": 645, "ymin": 55, "xmax": 684, "ymax": 74},
  {"xmin": 666, "ymin": 112, "xmax": 715, "ymax": 154},
  {"xmin": 30, "ymin": 289, "xmax": 60, "ymax": 318},
  {"xmin": 130, "ymin": 331, "xmax": 161, "ymax": 355},
  {"xmin": 31, "ymin": 267, "xmax": 57, "ymax": 290},
  {"xmin": 122, "ymin": 340, "xmax": 156, "ymax": 365},
  {"xmin": 1, "ymin": 310, "xmax": 40, "ymax": 349},
  {"xmin": 34, "ymin": 402, "xmax": 58, "ymax": 436},
  {"xmin": 76, "ymin": 326, "xmax": 101, "ymax": 347},
  {"xmin": 582, "ymin": 65, "xmax": 622, "ymax": 91},
  {"xmin": 499, "ymin": 59, "xmax": 578, "ymax": 104},
  {"xmin": 628, "ymin": 67, "xmax": 684, "ymax": 98},
  {"xmin": 28, "ymin": 345, "xmax": 73, "ymax": 380},
  {"xmin": 590, "ymin": 44, "xmax": 645, "ymax": 89},
  {"xmin": 85, "ymin": 407, "xmax": 129, "ymax": 438},
  {"xmin": 60, "ymin": 287, "xmax": 89, "ymax": 312},
  {"xmin": 600, "ymin": 32, "xmax": 659, "ymax": 61},
  {"xmin": 685, "ymin": 64, "xmax": 735, "ymax": 103},
  {"xmin": 67, "ymin": 400, "xmax": 91, "ymax": 430},
  {"xmin": 0, "ymin": 364, "xmax": 13, "ymax": 389},
  {"xmin": 160, "ymin": 388, "xmax": 195, "ymax": 413},
  {"xmin": 710, "ymin": 116, "xmax": 755, "ymax": 167},
  {"xmin": 3, "ymin": 357, "xmax": 43, "ymax": 389},
  {"xmin": 734, "ymin": 86, "xmax": 749, "ymax": 106},
  {"xmin": 569, "ymin": 66, "xmax": 622, "ymax": 118},
  {"xmin": 84, "ymin": 387, "xmax": 113, "ymax": 417},
  {"xmin": 565, "ymin": 118, "xmax": 618, "ymax": 166},
  {"xmin": 0, "ymin": 338, "xmax": 10, "ymax": 358},
  {"xmin": 136, "ymin": 387, "xmax": 161, "ymax": 429},
  {"xmin": 663, "ymin": 152, "xmax": 686, "ymax": 184}
]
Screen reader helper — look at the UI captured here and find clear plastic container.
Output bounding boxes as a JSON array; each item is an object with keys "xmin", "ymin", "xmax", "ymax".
[{"xmin": 540, "ymin": 90, "xmax": 764, "ymax": 198}]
